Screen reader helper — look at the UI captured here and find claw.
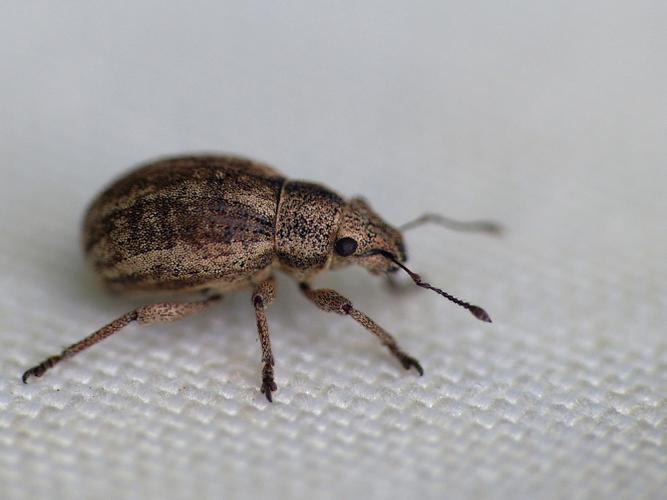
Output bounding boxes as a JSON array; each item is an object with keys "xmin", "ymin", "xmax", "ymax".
[
  {"xmin": 397, "ymin": 353, "xmax": 424, "ymax": 376},
  {"xmin": 22, "ymin": 365, "xmax": 45, "ymax": 384},
  {"xmin": 22, "ymin": 368, "xmax": 34, "ymax": 384},
  {"xmin": 261, "ymin": 378, "xmax": 277, "ymax": 402},
  {"xmin": 21, "ymin": 355, "xmax": 60, "ymax": 383}
]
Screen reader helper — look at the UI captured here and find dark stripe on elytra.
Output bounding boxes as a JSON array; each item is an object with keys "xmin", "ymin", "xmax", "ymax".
[
  {"xmin": 87, "ymin": 160, "xmax": 282, "ymax": 230},
  {"xmin": 90, "ymin": 196, "xmax": 277, "ymax": 269},
  {"xmin": 85, "ymin": 173, "xmax": 283, "ymax": 253}
]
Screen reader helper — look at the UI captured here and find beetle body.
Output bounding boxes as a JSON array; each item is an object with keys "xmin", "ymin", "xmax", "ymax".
[
  {"xmin": 84, "ymin": 155, "xmax": 404, "ymax": 293},
  {"xmin": 24, "ymin": 154, "xmax": 493, "ymax": 402}
]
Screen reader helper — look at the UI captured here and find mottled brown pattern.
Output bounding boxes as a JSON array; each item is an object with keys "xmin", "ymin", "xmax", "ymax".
[
  {"xmin": 25, "ymin": 153, "xmax": 486, "ymax": 402},
  {"xmin": 275, "ymin": 181, "xmax": 344, "ymax": 279},
  {"xmin": 329, "ymin": 197, "xmax": 406, "ymax": 275},
  {"xmin": 84, "ymin": 156, "xmax": 285, "ymax": 292},
  {"xmin": 84, "ymin": 155, "xmax": 409, "ymax": 291}
]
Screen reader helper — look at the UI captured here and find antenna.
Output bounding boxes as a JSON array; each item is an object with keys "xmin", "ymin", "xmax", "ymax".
[
  {"xmin": 400, "ymin": 213, "xmax": 502, "ymax": 235},
  {"xmin": 378, "ymin": 250, "xmax": 492, "ymax": 322}
]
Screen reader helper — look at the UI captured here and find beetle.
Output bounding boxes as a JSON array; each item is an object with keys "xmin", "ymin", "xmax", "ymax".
[{"xmin": 22, "ymin": 155, "xmax": 498, "ymax": 402}]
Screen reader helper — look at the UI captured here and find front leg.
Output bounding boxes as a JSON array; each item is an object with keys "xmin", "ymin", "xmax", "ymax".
[
  {"xmin": 252, "ymin": 277, "xmax": 278, "ymax": 402},
  {"xmin": 299, "ymin": 283, "xmax": 423, "ymax": 376}
]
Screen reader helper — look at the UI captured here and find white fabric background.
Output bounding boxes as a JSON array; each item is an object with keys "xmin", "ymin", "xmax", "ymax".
[{"xmin": 1, "ymin": 2, "xmax": 665, "ymax": 499}]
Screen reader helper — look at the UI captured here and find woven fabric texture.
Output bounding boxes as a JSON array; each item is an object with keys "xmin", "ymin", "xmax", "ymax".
[{"xmin": 1, "ymin": 2, "xmax": 665, "ymax": 500}]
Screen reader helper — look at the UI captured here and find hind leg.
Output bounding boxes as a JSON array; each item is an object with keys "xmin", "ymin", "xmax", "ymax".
[{"xmin": 22, "ymin": 294, "xmax": 222, "ymax": 382}]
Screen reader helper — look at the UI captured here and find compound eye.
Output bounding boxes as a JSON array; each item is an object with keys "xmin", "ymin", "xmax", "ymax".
[{"xmin": 334, "ymin": 237, "xmax": 358, "ymax": 257}]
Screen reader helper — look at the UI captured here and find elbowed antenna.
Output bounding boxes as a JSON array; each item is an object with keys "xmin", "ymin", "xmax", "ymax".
[
  {"xmin": 377, "ymin": 250, "xmax": 492, "ymax": 323},
  {"xmin": 399, "ymin": 213, "xmax": 503, "ymax": 235}
]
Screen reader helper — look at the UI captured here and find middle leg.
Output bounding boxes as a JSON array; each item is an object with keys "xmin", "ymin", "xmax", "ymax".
[{"xmin": 252, "ymin": 276, "xmax": 278, "ymax": 402}]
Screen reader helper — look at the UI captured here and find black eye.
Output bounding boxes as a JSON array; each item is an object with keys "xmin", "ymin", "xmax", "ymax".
[{"xmin": 334, "ymin": 237, "xmax": 358, "ymax": 257}]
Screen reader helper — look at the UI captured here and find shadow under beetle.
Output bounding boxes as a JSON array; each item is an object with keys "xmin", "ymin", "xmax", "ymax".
[{"xmin": 23, "ymin": 155, "xmax": 499, "ymax": 402}]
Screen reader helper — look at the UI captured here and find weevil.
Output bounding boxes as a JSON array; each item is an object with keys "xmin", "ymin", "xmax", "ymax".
[{"xmin": 22, "ymin": 155, "xmax": 499, "ymax": 402}]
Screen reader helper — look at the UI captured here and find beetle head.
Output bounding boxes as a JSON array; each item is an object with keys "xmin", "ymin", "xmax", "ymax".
[
  {"xmin": 330, "ymin": 197, "xmax": 493, "ymax": 323},
  {"xmin": 330, "ymin": 197, "xmax": 406, "ymax": 275}
]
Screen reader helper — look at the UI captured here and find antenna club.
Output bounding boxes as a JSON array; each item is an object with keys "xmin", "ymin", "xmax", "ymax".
[{"xmin": 469, "ymin": 305, "xmax": 492, "ymax": 323}]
